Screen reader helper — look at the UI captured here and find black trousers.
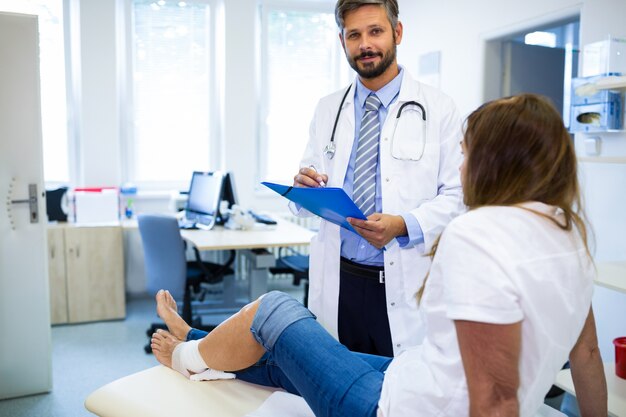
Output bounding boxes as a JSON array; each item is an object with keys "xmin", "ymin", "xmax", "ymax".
[{"xmin": 337, "ymin": 257, "xmax": 393, "ymax": 357}]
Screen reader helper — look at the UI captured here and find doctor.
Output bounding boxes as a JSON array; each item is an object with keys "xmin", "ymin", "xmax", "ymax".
[{"xmin": 292, "ymin": 0, "xmax": 464, "ymax": 357}]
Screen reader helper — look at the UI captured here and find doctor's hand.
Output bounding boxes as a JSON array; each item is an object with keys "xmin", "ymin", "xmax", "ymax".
[
  {"xmin": 347, "ymin": 214, "xmax": 408, "ymax": 249},
  {"xmin": 293, "ymin": 167, "xmax": 328, "ymax": 188}
]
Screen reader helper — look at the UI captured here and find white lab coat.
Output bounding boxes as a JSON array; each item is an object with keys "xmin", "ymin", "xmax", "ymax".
[{"xmin": 293, "ymin": 70, "xmax": 464, "ymax": 355}]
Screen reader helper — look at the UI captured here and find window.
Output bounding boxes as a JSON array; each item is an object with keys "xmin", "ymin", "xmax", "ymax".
[
  {"xmin": 0, "ymin": 0, "xmax": 69, "ymax": 183},
  {"xmin": 259, "ymin": 1, "xmax": 351, "ymax": 184},
  {"xmin": 125, "ymin": 0, "xmax": 223, "ymax": 185}
]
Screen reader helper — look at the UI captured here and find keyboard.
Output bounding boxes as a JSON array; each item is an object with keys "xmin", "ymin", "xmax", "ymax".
[
  {"xmin": 248, "ymin": 211, "xmax": 277, "ymax": 225},
  {"xmin": 178, "ymin": 219, "xmax": 198, "ymax": 229},
  {"xmin": 180, "ymin": 210, "xmax": 216, "ymax": 230}
]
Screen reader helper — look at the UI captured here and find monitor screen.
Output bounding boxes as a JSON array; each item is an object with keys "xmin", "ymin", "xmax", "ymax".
[
  {"xmin": 221, "ymin": 172, "xmax": 238, "ymax": 208},
  {"xmin": 216, "ymin": 172, "xmax": 238, "ymax": 224},
  {"xmin": 186, "ymin": 171, "xmax": 224, "ymax": 216}
]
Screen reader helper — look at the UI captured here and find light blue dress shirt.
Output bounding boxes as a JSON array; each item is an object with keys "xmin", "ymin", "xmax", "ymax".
[{"xmin": 340, "ymin": 67, "xmax": 424, "ymax": 266}]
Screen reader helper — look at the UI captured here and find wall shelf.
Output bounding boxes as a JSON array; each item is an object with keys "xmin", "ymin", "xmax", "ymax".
[
  {"xmin": 578, "ymin": 157, "xmax": 626, "ymax": 164},
  {"xmin": 595, "ymin": 75, "xmax": 626, "ymax": 90},
  {"xmin": 555, "ymin": 362, "xmax": 626, "ymax": 417},
  {"xmin": 596, "ymin": 262, "xmax": 626, "ymax": 294}
]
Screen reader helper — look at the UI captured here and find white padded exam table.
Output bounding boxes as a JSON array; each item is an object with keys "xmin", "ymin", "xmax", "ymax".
[
  {"xmin": 85, "ymin": 365, "xmax": 279, "ymax": 417},
  {"xmin": 86, "ymin": 366, "xmax": 568, "ymax": 417}
]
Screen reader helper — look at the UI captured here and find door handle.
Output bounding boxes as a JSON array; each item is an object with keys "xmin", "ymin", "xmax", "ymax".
[{"xmin": 6, "ymin": 182, "xmax": 39, "ymax": 225}]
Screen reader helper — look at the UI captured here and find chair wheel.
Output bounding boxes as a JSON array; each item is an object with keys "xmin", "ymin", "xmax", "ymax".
[{"xmin": 146, "ymin": 323, "xmax": 167, "ymax": 338}]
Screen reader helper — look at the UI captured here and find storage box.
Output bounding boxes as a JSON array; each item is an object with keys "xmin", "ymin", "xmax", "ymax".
[
  {"xmin": 74, "ymin": 187, "xmax": 119, "ymax": 224},
  {"xmin": 582, "ymin": 36, "xmax": 626, "ymax": 77}
]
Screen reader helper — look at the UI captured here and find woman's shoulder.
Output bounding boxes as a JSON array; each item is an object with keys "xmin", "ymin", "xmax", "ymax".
[
  {"xmin": 443, "ymin": 203, "xmax": 559, "ymax": 245},
  {"xmin": 450, "ymin": 203, "xmax": 555, "ymax": 227},
  {"xmin": 447, "ymin": 205, "xmax": 518, "ymax": 230}
]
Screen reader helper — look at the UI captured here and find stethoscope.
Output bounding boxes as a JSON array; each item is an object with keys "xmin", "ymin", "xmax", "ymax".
[{"xmin": 324, "ymin": 85, "xmax": 427, "ymax": 161}]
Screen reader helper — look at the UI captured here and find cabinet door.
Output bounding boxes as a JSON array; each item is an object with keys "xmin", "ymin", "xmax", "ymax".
[
  {"xmin": 48, "ymin": 227, "xmax": 68, "ymax": 324},
  {"xmin": 65, "ymin": 226, "xmax": 126, "ymax": 322}
]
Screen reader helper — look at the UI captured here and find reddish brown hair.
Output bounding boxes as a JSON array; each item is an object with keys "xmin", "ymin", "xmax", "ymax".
[
  {"xmin": 417, "ymin": 94, "xmax": 590, "ymax": 302},
  {"xmin": 463, "ymin": 94, "xmax": 587, "ymax": 242}
]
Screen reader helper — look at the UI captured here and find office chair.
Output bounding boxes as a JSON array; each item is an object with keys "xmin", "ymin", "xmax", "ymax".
[
  {"xmin": 137, "ymin": 214, "xmax": 235, "ymax": 353},
  {"xmin": 269, "ymin": 247, "xmax": 310, "ymax": 307}
]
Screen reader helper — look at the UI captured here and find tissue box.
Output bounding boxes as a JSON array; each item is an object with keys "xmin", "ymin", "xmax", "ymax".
[{"xmin": 570, "ymin": 75, "xmax": 623, "ymax": 133}]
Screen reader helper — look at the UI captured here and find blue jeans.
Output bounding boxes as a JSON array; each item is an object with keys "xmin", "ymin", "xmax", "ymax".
[{"xmin": 186, "ymin": 291, "xmax": 392, "ymax": 417}]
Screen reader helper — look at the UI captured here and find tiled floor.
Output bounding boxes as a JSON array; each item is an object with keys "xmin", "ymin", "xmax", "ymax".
[{"xmin": 0, "ymin": 278, "xmax": 305, "ymax": 417}]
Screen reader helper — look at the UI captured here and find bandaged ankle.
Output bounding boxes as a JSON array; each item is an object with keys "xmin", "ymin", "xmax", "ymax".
[{"xmin": 172, "ymin": 339, "xmax": 208, "ymax": 378}]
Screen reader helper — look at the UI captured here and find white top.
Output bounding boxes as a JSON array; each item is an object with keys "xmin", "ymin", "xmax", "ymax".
[{"xmin": 377, "ymin": 203, "xmax": 595, "ymax": 417}]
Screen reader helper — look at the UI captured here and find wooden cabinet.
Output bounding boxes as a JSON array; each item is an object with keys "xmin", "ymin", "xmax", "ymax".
[
  {"xmin": 48, "ymin": 224, "xmax": 126, "ymax": 324},
  {"xmin": 48, "ymin": 227, "xmax": 68, "ymax": 324}
]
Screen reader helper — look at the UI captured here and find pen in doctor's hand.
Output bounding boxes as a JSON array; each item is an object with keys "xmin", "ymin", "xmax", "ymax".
[{"xmin": 309, "ymin": 165, "xmax": 326, "ymax": 187}]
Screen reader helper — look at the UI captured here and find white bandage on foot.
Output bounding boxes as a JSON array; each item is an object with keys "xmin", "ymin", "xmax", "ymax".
[
  {"xmin": 190, "ymin": 368, "xmax": 236, "ymax": 381},
  {"xmin": 172, "ymin": 339, "xmax": 208, "ymax": 378},
  {"xmin": 171, "ymin": 339, "xmax": 236, "ymax": 381}
]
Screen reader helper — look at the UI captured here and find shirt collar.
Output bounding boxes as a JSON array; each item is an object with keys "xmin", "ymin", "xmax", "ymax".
[{"xmin": 355, "ymin": 65, "xmax": 403, "ymax": 110}]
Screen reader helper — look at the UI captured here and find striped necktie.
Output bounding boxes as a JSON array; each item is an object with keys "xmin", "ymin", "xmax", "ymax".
[{"xmin": 353, "ymin": 94, "xmax": 382, "ymax": 216}]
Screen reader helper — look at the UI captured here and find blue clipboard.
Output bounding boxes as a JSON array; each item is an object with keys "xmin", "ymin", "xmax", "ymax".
[{"xmin": 262, "ymin": 182, "xmax": 366, "ymax": 233}]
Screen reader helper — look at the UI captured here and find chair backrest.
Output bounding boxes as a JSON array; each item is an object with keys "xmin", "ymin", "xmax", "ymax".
[
  {"xmin": 137, "ymin": 214, "xmax": 187, "ymax": 299},
  {"xmin": 535, "ymin": 403, "xmax": 567, "ymax": 417}
]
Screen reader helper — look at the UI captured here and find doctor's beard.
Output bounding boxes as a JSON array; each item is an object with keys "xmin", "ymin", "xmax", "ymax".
[{"xmin": 347, "ymin": 43, "xmax": 397, "ymax": 80}]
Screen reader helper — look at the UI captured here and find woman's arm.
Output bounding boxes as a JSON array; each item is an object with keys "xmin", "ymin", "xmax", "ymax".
[
  {"xmin": 455, "ymin": 320, "xmax": 521, "ymax": 417},
  {"xmin": 569, "ymin": 306, "xmax": 607, "ymax": 417}
]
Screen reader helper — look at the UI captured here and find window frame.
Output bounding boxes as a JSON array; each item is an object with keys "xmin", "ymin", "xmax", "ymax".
[
  {"xmin": 257, "ymin": 0, "xmax": 350, "ymax": 187},
  {"xmin": 120, "ymin": 0, "xmax": 225, "ymax": 191}
]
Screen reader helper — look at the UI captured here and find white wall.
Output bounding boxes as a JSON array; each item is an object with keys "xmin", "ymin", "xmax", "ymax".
[
  {"xmin": 75, "ymin": 0, "xmax": 121, "ymax": 186},
  {"xmin": 223, "ymin": 0, "xmax": 264, "ymax": 210},
  {"xmin": 399, "ymin": 0, "xmax": 581, "ymax": 115},
  {"xmin": 398, "ymin": 0, "xmax": 626, "ymax": 362}
]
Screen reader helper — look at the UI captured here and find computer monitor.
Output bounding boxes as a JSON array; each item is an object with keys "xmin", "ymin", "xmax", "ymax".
[
  {"xmin": 216, "ymin": 172, "xmax": 238, "ymax": 225},
  {"xmin": 184, "ymin": 171, "xmax": 224, "ymax": 229}
]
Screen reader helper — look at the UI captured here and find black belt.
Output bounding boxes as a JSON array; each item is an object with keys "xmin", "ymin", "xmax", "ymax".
[{"xmin": 340, "ymin": 257, "xmax": 385, "ymax": 282}]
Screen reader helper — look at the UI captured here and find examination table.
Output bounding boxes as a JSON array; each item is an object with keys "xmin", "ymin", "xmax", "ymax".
[
  {"xmin": 85, "ymin": 365, "xmax": 280, "ymax": 417},
  {"xmin": 85, "ymin": 365, "xmax": 567, "ymax": 417}
]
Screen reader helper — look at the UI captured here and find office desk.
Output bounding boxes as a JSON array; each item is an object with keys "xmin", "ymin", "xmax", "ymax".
[
  {"xmin": 179, "ymin": 219, "xmax": 315, "ymax": 251},
  {"xmin": 180, "ymin": 219, "xmax": 315, "ymax": 308}
]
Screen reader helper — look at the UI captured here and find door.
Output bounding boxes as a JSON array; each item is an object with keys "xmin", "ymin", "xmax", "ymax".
[
  {"xmin": 503, "ymin": 41, "xmax": 566, "ymax": 116},
  {"xmin": 0, "ymin": 12, "xmax": 51, "ymax": 399}
]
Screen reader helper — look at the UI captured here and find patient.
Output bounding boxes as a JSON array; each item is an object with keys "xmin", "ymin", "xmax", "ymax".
[{"xmin": 151, "ymin": 94, "xmax": 607, "ymax": 417}]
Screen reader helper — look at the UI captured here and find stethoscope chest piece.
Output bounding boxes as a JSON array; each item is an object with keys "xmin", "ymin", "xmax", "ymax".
[{"xmin": 324, "ymin": 142, "xmax": 336, "ymax": 159}]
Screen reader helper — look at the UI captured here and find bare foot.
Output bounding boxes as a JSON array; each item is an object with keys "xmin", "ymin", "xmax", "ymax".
[
  {"xmin": 151, "ymin": 329, "xmax": 182, "ymax": 368},
  {"xmin": 156, "ymin": 289, "xmax": 192, "ymax": 340}
]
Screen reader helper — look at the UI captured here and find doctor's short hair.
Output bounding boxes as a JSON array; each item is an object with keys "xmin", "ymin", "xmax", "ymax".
[{"xmin": 334, "ymin": 0, "xmax": 399, "ymax": 31}]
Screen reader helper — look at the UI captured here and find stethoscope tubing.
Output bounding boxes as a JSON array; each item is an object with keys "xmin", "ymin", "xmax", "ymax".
[
  {"xmin": 325, "ymin": 84, "xmax": 427, "ymax": 160},
  {"xmin": 396, "ymin": 101, "xmax": 426, "ymax": 121},
  {"xmin": 328, "ymin": 86, "xmax": 352, "ymax": 151}
]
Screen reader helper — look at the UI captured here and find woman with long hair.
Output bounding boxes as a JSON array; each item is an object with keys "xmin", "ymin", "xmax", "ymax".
[{"xmin": 150, "ymin": 94, "xmax": 606, "ymax": 417}]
